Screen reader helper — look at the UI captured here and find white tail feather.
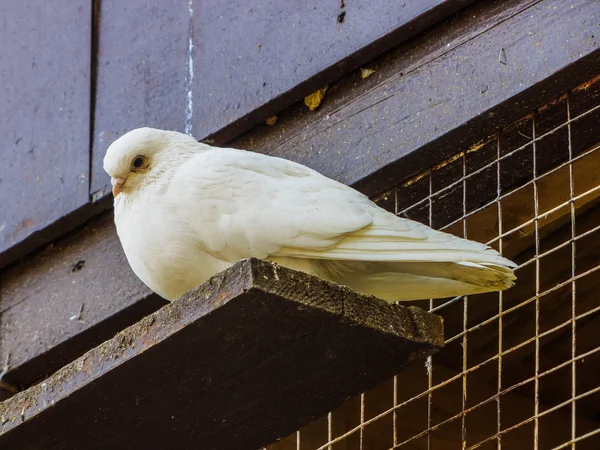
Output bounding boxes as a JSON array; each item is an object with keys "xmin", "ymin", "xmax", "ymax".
[{"xmin": 319, "ymin": 259, "xmax": 516, "ymax": 301}]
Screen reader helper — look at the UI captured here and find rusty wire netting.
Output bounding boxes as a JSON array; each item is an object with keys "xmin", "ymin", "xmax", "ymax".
[{"xmin": 268, "ymin": 75, "xmax": 600, "ymax": 450}]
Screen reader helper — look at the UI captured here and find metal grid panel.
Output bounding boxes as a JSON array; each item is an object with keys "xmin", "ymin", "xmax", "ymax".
[{"xmin": 268, "ymin": 75, "xmax": 600, "ymax": 450}]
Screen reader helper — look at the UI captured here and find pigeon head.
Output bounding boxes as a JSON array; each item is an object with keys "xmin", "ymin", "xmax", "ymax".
[{"xmin": 103, "ymin": 127, "xmax": 198, "ymax": 197}]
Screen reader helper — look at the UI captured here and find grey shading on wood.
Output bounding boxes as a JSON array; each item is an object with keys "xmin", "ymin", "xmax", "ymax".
[
  {"xmin": 90, "ymin": 0, "xmax": 475, "ymax": 198},
  {"xmin": 0, "ymin": 1, "xmax": 91, "ymax": 255},
  {"xmin": 0, "ymin": 258, "xmax": 443, "ymax": 450},
  {"xmin": 234, "ymin": 0, "xmax": 600, "ymax": 197},
  {"xmin": 0, "ymin": 212, "xmax": 167, "ymax": 391}
]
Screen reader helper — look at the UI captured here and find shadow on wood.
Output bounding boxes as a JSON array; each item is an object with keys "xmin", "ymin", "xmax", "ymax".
[{"xmin": 0, "ymin": 258, "xmax": 443, "ymax": 450}]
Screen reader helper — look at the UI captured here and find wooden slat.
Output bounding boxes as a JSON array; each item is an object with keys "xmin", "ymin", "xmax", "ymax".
[
  {"xmin": 0, "ymin": 0, "xmax": 91, "ymax": 258},
  {"xmin": 0, "ymin": 212, "xmax": 167, "ymax": 390},
  {"xmin": 0, "ymin": 259, "xmax": 443, "ymax": 450},
  {"xmin": 234, "ymin": 0, "xmax": 600, "ymax": 197},
  {"xmin": 90, "ymin": 0, "xmax": 475, "ymax": 196}
]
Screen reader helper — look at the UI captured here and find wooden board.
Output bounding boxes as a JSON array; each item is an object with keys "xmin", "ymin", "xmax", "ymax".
[
  {"xmin": 0, "ymin": 0, "xmax": 91, "ymax": 256},
  {"xmin": 90, "ymin": 0, "xmax": 475, "ymax": 196},
  {"xmin": 0, "ymin": 259, "xmax": 444, "ymax": 450},
  {"xmin": 0, "ymin": 212, "xmax": 167, "ymax": 391},
  {"xmin": 233, "ymin": 0, "xmax": 600, "ymax": 197}
]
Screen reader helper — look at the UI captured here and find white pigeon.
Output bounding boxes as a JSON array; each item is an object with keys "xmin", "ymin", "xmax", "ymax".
[{"xmin": 103, "ymin": 127, "xmax": 516, "ymax": 302}]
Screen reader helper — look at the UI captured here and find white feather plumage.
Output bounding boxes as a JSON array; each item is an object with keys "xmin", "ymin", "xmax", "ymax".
[{"xmin": 104, "ymin": 127, "xmax": 516, "ymax": 301}]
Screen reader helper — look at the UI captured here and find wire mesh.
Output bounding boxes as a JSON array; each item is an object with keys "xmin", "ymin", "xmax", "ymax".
[{"xmin": 267, "ymin": 75, "xmax": 600, "ymax": 450}]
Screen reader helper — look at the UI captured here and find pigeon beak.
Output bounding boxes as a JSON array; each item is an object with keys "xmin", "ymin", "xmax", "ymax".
[{"xmin": 111, "ymin": 177, "xmax": 126, "ymax": 197}]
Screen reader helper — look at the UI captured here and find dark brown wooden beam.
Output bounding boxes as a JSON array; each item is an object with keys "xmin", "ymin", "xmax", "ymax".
[
  {"xmin": 190, "ymin": 0, "xmax": 477, "ymax": 143},
  {"xmin": 234, "ymin": 0, "xmax": 600, "ymax": 197},
  {"xmin": 0, "ymin": 259, "xmax": 443, "ymax": 450}
]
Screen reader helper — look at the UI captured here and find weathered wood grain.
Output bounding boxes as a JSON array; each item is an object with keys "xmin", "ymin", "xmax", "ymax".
[
  {"xmin": 0, "ymin": 1, "xmax": 91, "ymax": 258},
  {"xmin": 234, "ymin": 0, "xmax": 600, "ymax": 197},
  {"xmin": 0, "ymin": 212, "xmax": 167, "ymax": 390},
  {"xmin": 0, "ymin": 259, "xmax": 443, "ymax": 450}
]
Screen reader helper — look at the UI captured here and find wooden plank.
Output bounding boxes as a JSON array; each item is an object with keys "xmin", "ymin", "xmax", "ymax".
[
  {"xmin": 0, "ymin": 1, "xmax": 92, "ymax": 259},
  {"xmin": 0, "ymin": 259, "xmax": 443, "ymax": 450},
  {"xmin": 233, "ymin": 0, "xmax": 600, "ymax": 197},
  {"xmin": 0, "ymin": 212, "xmax": 167, "ymax": 390}
]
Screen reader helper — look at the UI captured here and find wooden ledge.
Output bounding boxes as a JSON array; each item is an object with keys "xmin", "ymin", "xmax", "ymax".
[{"xmin": 0, "ymin": 258, "xmax": 443, "ymax": 449}]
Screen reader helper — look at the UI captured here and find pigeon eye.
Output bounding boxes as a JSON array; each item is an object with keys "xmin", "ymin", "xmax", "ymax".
[{"xmin": 132, "ymin": 156, "xmax": 145, "ymax": 169}]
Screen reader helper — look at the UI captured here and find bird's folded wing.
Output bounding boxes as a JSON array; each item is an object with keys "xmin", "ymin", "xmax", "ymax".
[
  {"xmin": 170, "ymin": 147, "xmax": 513, "ymax": 268},
  {"xmin": 277, "ymin": 212, "xmax": 513, "ymax": 267}
]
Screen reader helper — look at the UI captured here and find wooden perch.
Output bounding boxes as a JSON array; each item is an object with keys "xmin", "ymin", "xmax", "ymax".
[{"xmin": 0, "ymin": 258, "xmax": 443, "ymax": 450}]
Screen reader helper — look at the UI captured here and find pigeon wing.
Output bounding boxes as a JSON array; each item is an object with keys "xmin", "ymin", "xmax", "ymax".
[{"xmin": 168, "ymin": 147, "xmax": 513, "ymax": 269}]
